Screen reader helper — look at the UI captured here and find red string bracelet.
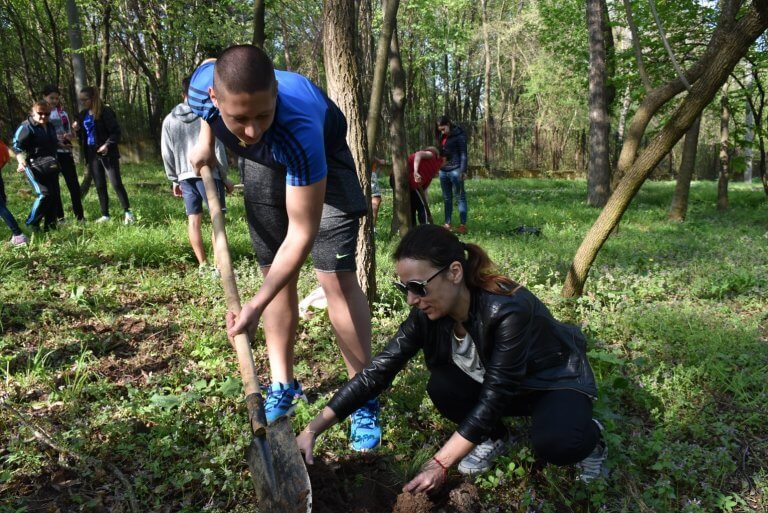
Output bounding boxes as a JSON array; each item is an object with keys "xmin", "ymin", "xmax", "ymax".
[{"xmin": 432, "ymin": 456, "xmax": 448, "ymax": 479}]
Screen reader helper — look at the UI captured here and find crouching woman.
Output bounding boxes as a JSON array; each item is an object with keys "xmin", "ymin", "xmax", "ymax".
[{"xmin": 297, "ymin": 224, "xmax": 607, "ymax": 493}]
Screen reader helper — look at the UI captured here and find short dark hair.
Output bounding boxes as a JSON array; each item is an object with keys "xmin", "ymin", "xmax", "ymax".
[
  {"xmin": 42, "ymin": 84, "xmax": 60, "ymax": 96},
  {"xmin": 437, "ymin": 115, "xmax": 452, "ymax": 126},
  {"xmin": 214, "ymin": 44, "xmax": 275, "ymax": 94},
  {"xmin": 181, "ymin": 76, "xmax": 191, "ymax": 97}
]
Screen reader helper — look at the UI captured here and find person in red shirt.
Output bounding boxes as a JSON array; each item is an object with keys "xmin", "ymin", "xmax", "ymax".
[{"xmin": 406, "ymin": 147, "xmax": 443, "ymax": 225}]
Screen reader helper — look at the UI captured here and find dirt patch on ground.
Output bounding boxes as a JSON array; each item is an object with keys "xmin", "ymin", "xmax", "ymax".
[
  {"xmin": 89, "ymin": 315, "xmax": 181, "ymax": 385},
  {"xmin": 308, "ymin": 454, "xmax": 485, "ymax": 513}
]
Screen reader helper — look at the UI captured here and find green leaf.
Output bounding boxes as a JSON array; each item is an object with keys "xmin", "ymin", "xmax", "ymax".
[
  {"xmin": 150, "ymin": 393, "xmax": 183, "ymax": 409},
  {"xmin": 218, "ymin": 377, "xmax": 242, "ymax": 398}
]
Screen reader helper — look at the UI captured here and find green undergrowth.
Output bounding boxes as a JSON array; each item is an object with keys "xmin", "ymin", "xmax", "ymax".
[{"xmin": 1, "ymin": 163, "xmax": 766, "ymax": 512}]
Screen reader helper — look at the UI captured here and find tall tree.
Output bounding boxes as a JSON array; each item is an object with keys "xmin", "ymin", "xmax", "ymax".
[
  {"xmin": 563, "ymin": 0, "xmax": 768, "ymax": 298},
  {"xmin": 622, "ymin": 0, "xmax": 651, "ymax": 92},
  {"xmin": 388, "ymin": 23, "xmax": 410, "ymax": 236},
  {"xmin": 253, "ymin": 0, "xmax": 265, "ymax": 48},
  {"xmin": 481, "ymin": 0, "xmax": 493, "ymax": 171},
  {"xmin": 586, "ymin": 0, "xmax": 611, "ymax": 207},
  {"xmin": 322, "ymin": 0, "xmax": 376, "ymax": 300},
  {"xmin": 743, "ymin": 63, "xmax": 755, "ymax": 183},
  {"xmin": 717, "ymin": 85, "xmax": 731, "ymax": 210},
  {"xmin": 366, "ymin": 0, "xmax": 400, "ymax": 161},
  {"xmin": 668, "ymin": 114, "xmax": 702, "ymax": 221},
  {"xmin": 65, "ymin": 0, "xmax": 88, "ymax": 98}
]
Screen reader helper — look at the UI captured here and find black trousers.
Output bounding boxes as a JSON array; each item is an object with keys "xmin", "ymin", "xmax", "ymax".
[
  {"xmin": 410, "ymin": 189, "xmax": 430, "ymax": 225},
  {"xmin": 54, "ymin": 152, "xmax": 84, "ymax": 220},
  {"xmin": 24, "ymin": 166, "xmax": 60, "ymax": 229},
  {"xmin": 85, "ymin": 149, "xmax": 130, "ymax": 216},
  {"xmin": 427, "ymin": 363, "xmax": 599, "ymax": 465}
]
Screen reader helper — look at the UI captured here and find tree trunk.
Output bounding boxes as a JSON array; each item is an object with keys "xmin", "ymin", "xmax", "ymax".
[
  {"xmin": 760, "ymin": 141, "xmax": 768, "ymax": 195},
  {"xmin": 668, "ymin": 114, "xmax": 702, "ymax": 221},
  {"xmin": 357, "ymin": 0, "xmax": 375, "ymax": 100},
  {"xmin": 388, "ymin": 25, "xmax": 410, "ymax": 237},
  {"xmin": 622, "ymin": 0, "xmax": 651, "ymax": 91},
  {"xmin": 717, "ymin": 88, "xmax": 730, "ymax": 210},
  {"xmin": 562, "ymin": 0, "xmax": 768, "ymax": 298},
  {"xmin": 278, "ymin": 13, "xmax": 292, "ymax": 70},
  {"xmin": 586, "ymin": 0, "xmax": 611, "ymax": 207},
  {"xmin": 322, "ymin": 0, "xmax": 376, "ymax": 301},
  {"xmin": 366, "ymin": 0, "xmax": 400, "ymax": 162},
  {"xmin": 41, "ymin": 0, "xmax": 63, "ymax": 86},
  {"xmin": 98, "ymin": 5, "xmax": 112, "ymax": 101},
  {"xmin": 614, "ymin": 84, "xmax": 631, "ymax": 170},
  {"xmin": 481, "ymin": 0, "xmax": 492, "ymax": 171},
  {"xmin": 65, "ymin": 0, "xmax": 88, "ymax": 98},
  {"xmin": 744, "ymin": 64, "xmax": 754, "ymax": 183},
  {"xmin": 252, "ymin": 0, "xmax": 265, "ymax": 48}
]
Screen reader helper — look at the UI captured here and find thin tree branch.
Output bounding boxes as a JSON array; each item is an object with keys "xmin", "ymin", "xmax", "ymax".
[{"xmin": 648, "ymin": 0, "xmax": 691, "ymax": 91}]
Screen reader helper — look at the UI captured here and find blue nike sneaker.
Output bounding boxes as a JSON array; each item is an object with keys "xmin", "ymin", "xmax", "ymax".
[
  {"xmin": 264, "ymin": 379, "xmax": 305, "ymax": 423},
  {"xmin": 350, "ymin": 398, "xmax": 381, "ymax": 452}
]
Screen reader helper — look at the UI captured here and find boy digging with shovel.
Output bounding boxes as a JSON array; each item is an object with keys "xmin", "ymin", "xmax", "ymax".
[{"xmin": 188, "ymin": 44, "xmax": 381, "ymax": 452}]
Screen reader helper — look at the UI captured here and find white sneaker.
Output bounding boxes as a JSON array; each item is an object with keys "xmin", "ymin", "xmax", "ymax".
[
  {"xmin": 457, "ymin": 430, "xmax": 515, "ymax": 475},
  {"xmin": 95, "ymin": 216, "xmax": 110, "ymax": 223},
  {"xmin": 123, "ymin": 211, "xmax": 135, "ymax": 225},
  {"xmin": 578, "ymin": 419, "xmax": 608, "ymax": 483},
  {"xmin": 10, "ymin": 234, "xmax": 28, "ymax": 247}
]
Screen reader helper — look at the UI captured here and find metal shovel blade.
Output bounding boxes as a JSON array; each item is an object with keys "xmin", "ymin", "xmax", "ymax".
[{"xmin": 247, "ymin": 415, "xmax": 312, "ymax": 513}]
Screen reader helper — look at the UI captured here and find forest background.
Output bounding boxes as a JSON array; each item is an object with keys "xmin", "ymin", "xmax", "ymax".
[{"xmin": 1, "ymin": 0, "xmax": 767, "ymax": 512}]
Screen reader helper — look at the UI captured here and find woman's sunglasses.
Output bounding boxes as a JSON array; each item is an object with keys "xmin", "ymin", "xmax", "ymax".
[{"xmin": 394, "ymin": 264, "xmax": 449, "ymax": 297}]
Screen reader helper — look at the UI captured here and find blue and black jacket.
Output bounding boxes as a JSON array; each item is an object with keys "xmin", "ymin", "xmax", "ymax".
[
  {"xmin": 13, "ymin": 117, "xmax": 58, "ymax": 160},
  {"xmin": 440, "ymin": 124, "xmax": 468, "ymax": 174}
]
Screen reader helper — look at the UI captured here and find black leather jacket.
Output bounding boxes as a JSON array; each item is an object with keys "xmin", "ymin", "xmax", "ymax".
[{"xmin": 327, "ymin": 286, "xmax": 598, "ymax": 443}]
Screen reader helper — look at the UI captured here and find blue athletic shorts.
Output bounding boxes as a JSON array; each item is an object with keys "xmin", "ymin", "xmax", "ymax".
[{"xmin": 180, "ymin": 177, "xmax": 226, "ymax": 216}]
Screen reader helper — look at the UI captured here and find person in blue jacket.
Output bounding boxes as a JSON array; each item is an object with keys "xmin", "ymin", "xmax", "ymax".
[
  {"xmin": 436, "ymin": 116, "xmax": 469, "ymax": 234},
  {"xmin": 13, "ymin": 100, "xmax": 63, "ymax": 231},
  {"xmin": 187, "ymin": 44, "xmax": 379, "ymax": 451},
  {"xmin": 297, "ymin": 225, "xmax": 608, "ymax": 492}
]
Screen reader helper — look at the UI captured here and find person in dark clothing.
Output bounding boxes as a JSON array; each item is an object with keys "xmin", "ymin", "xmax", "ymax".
[
  {"xmin": 436, "ymin": 116, "xmax": 469, "ymax": 234},
  {"xmin": 43, "ymin": 84, "xmax": 84, "ymax": 222},
  {"xmin": 0, "ymin": 139, "xmax": 28, "ymax": 245},
  {"xmin": 74, "ymin": 86, "xmax": 134, "ymax": 224},
  {"xmin": 12, "ymin": 100, "xmax": 63, "ymax": 231},
  {"xmin": 297, "ymin": 224, "xmax": 608, "ymax": 493}
]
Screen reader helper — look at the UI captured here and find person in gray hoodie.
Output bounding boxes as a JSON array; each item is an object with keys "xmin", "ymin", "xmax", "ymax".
[{"xmin": 161, "ymin": 76, "xmax": 231, "ymax": 268}]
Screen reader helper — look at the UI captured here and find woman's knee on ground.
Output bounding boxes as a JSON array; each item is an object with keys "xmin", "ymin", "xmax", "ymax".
[{"xmin": 530, "ymin": 422, "xmax": 597, "ymax": 465}]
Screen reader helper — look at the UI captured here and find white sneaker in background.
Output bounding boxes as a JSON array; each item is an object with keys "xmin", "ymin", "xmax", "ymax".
[{"xmin": 10, "ymin": 234, "xmax": 28, "ymax": 247}]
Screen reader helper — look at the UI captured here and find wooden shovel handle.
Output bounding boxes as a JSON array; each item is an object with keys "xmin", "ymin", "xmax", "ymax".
[{"xmin": 199, "ymin": 165, "xmax": 266, "ymax": 435}]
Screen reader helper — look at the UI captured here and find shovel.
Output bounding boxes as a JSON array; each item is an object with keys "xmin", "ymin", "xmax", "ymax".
[{"xmin": 200, "ymin": 165, "xmax": 312, "ymax": 513}]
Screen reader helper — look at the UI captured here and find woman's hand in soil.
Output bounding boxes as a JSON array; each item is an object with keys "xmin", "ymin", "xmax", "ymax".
[{"xmin": 403, "ymin": 458, "xmax": 447, "ymax": 494}]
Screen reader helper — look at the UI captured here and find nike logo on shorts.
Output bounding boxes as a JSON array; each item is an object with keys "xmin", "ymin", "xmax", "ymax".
[{"xmin": 336, "ymin": 253, "xmax": 350, "ymax": 260}]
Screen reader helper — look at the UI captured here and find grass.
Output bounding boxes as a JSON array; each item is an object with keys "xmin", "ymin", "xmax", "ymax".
[{"xmin": 1, "ymin": 162, "xmax": 766, "ymax": 512}]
